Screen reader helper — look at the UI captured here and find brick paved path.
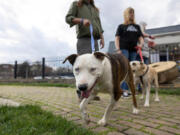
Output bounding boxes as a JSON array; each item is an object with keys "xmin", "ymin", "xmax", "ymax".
[{"xmin": 0, "ymin": 86, "xmax": 180, "ymax": 135}]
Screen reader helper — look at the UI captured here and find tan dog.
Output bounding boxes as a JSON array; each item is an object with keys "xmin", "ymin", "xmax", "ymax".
[
  {"xmin": 63, "ymin": 52, "xmax": 139, "ymax": 126},
  {"xmin": 130, "ymin": 61, "xmax": 160, "ymax": 107}
]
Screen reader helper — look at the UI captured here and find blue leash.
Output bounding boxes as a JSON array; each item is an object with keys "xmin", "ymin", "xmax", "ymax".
[{"xmin": 90, "ymin": 24, "xmax": 95, "ymax": 53}]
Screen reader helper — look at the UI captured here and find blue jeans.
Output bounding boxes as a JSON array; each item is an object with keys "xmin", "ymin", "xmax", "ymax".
[{"xmin": 121, "ymin": 49, "xmax": 137, "ymax": 91}]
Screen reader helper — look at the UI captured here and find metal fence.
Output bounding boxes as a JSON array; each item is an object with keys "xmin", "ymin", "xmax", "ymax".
[{"xmin": 0, "ymin": 57, "xmax": 73, "ymax": 80}]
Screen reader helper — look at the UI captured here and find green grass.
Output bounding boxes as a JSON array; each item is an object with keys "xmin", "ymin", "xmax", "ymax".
[
  {"xmin": 0, "ymin": 82, "xmax": 180, "ymax": 95},
  {"xmin": 0, "ymin": 82, "xmax": 75, "ymax": 88},
  {"xmin": 0, "ymin": 105, "xmax": 97, "ymax": 135},
  {"xmin": 151, "ymin": 88, "xmax": 180, "ymax": 95}
]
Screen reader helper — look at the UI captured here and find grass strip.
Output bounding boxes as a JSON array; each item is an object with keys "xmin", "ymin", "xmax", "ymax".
[
  {"xmin": 0, "ymin": 82, "xmax": 75, "ymax": 88},
  {"xmin": 0, "ymin": 82, "xmax": 180, "ymax": 95},
  {"xmin": 0, "ymin": 105, "xmax": 97, "ymax": 135},
  {"xmin": 151, "ymin": 88, "xmax": 180, "ymax": 95}
]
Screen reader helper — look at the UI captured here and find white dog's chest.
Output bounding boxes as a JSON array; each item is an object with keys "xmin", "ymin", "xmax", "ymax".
[{"xmin": 96, "ymin": 80, "xmax": 113, "ymax": 94}]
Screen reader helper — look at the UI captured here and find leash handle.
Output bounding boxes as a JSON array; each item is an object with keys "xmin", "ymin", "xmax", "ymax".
[
  {"xmin": 90, "ymin": 24, "xmax": 95, "ymax": 53},
  {"xmin": 135, "ymin": 46, "xmax": 144, "ymax": 63}
]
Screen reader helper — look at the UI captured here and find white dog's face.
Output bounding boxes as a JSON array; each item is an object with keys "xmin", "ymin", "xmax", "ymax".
[
  {"xmin": 74, "ymin": 54, "xmax": 104, "ymax": 90},
  {"xmin": 130, "ymin": 61, "xmax": 146, "ymax": 76},
  {"xmin": 63, "ymin": 52, "xmax": 106, "ymax": 98}
]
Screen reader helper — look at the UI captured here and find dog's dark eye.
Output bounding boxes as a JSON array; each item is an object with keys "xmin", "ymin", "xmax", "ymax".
[
  {"xmin": 90, "ymin": 68, "xmax": 96, "ymax": 72},
  {"xmin": 75, "ymin": 67, "xmax": 79, "ymax": 72},
  {"xmin": 132, "ymin": 62, "xmax": 136, "ymax": 66}
]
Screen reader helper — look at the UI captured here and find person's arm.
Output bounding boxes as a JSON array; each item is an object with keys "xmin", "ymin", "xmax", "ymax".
[
  {"xmin": 71, "ymin": 18, "xmax": 81, "ymax": 24},
  {"xmin": 65, "ymin": 2, "xmax": 78, "ymax": 27},
  {"xmin": 72, "ymin": 18, "xmax": 90, "ymax": 26},
  {"xmin": 138, "ymin": 36, "xmax": 144, "ymax": 48},
  {"xmin": 95, "ymin": 12, "xmax": 104, "ymax": 49},
  {"xmin": 115, "ymin": 36, "xmax": 121, "ymax": 53},
  {"xmin": 100, "ymin": 33, "xmax": 104, "ymax": 49},
  {"xmin": 137, "ymin": 25, "xmax": 144, "ymax": 48},
  {"xmin": 143, "ymin": 32, "xmax": 155, "ymax": 39},
  {"xmin": 97, "ymin": 17, "xmax": 104, "ymax": 34},
  {"xmin": 65, "ymin": 2, "xmax": 91, "ymax": 27},
  {"xmin": 115, "ymin": 25, "xmax": 122, "ymax": 53}
]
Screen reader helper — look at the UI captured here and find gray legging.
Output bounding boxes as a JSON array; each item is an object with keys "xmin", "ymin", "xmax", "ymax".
[{"xmin": 77, "ymin": 37, "xmax": 99, "ymax": 55}]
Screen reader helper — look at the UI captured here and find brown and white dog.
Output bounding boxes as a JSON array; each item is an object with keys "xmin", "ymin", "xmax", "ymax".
[
  {"xmin": 63, "ymin": 52, "xmax": 139, "ymax": 126},
  {"xmin": 130, "ymin": 61, "xmax": 160, "ymax": 107}
]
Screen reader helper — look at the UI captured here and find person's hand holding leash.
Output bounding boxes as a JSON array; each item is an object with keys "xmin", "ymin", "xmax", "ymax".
[
  {"xmin": 136, "ymin": 44, "xmax": 142, "ymax": 54},
  {"xmin": 137, "ymin": 43, "xmax": 143, "ymax": 50},
  {"xmin": 149, "ymin": 35, "xmax": 155, "ymax": 39},
  {"xmin": 116, "ymin": 49, "xmax": 122, "ymax": 54},
  {"xmin": 82, "ymin": 19, "xmax": 91, "ymax": 27},
  {"xmin": 135, "ymin": 45, "xmax": 144, "ymax": 62},
  {"xmin": 100, "ymin": 34, "xmax": 104, "ymax": 49},
  {"xmin": 100, "ymin": 38, "xmax": 104, "ymax": 49}
]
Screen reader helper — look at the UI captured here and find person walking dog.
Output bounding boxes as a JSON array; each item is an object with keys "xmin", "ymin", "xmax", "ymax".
[
  {"xmin": 65, "ymin": 0, "xmax": 104, "ymax": 102},
  {"xmin": 137, "ymin": 21, "xmax": 155, "ymax": 64},
  {"xmin": 115, "ymin": 7, "xmax": 144, "ymax": 97}
]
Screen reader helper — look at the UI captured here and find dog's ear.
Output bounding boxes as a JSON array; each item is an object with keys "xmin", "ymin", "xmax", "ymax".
[
  {"xmin": 63, "ymin": 54, "xmax": 78, "ymax": 65},
  {"xmin": 93, "ymin": 52, "xmax": 106, "ymax": 61}
]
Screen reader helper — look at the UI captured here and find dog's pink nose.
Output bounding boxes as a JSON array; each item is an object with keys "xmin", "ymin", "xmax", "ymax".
[{"xmin": 78, "ymin": 84, "xmax": 88, "ymax": 91}]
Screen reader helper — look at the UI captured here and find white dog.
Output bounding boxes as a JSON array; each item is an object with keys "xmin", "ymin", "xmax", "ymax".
[
  {"xmin": 63, "ymin": 52, "xmax": 139, "ymax": 126},
  {"xmin": 130, "ymin": 61, "xmax": 160, "ymax": 107}
]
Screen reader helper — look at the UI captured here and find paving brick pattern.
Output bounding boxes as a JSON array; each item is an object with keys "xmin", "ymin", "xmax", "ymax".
[{"xmin": 0, "ymin": 86, "xmax": 180, "ymax": 135}]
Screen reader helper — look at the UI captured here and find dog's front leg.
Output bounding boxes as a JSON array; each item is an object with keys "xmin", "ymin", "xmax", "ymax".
[
  {"xmin": 140, "ymin": 84, "xmax": 145, "ymax": 100},
  {"xmin": 80, "ymin": 95, "xmax": 95, "ymax": 124},
  {"xmin": 98, "ymin": 96, "xmax": 116, "ymax": 126},
  {"xmin": 144, "ymin": 83, "xmax": 151, "ymax": 107},
  {"xmin": 154, "ymin": 76, "xmax": 160, "ymax": 102}
]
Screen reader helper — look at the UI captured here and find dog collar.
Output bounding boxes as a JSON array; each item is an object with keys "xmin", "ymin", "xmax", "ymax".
[
  {"xmin": 140, "ymin": 66, "xmax": 149, "ymax": 84},
  {"xmin": 142, "ymin": 66, "xmax": 149, "ymax": 77}
]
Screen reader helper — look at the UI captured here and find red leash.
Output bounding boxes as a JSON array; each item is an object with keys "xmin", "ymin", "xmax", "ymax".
[{"xmin": 135, "ymin": 46, "xmax": 144, "ymax": 63}]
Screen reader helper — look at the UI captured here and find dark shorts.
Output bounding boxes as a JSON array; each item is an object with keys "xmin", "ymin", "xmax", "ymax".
[{"xmin": 77, "ymin": 38, "xmax": 99, "ymax": 55}]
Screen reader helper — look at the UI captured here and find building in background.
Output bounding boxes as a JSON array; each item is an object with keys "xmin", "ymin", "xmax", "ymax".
[
  {"xmin": 0, "ymin": 64, "xmax": 14, "ymax": 79},
  {"xmin": 146, "ymin": 24, "xmax": 180, "ymax": 63},
  {"xmin": 108, "ymin": 24, "xmax": 180, "ymax": 64}
]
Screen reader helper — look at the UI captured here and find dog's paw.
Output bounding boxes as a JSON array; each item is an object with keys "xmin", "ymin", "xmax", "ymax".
[
  {"xmin": 133, "ymin": 107, "xmax": 139, "ymax": 114},
  {"xmin": 98, "ymin": 119, "xmax": 107, "ymax": 126},
  {"xmin": 144, "ymin": 103, "xmax": 150, "ymax": 107},
  {"xmin": 154, "ymin": 98, "xmax": 160, "ymax": 102},
  {"xmin": 82, "ymin": 114, "xmax": 91, "ymax": 124}
]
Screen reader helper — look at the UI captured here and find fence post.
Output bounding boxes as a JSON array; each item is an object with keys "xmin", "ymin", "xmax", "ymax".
[
  {"xmin": 42, "ymin": 57, "xmax": 45, "ymax": 79},
  {"xmin": 166, "ymin": 45, "xmax": 169, "ymax": 61},
  {"xmin": 14, "ymin": 60, "xmax": 17, "ymax": 79}
]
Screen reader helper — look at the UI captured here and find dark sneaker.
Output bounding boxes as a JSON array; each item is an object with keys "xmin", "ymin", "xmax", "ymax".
[{"xmin": 128, "ymin": 91, "xmax": 132, "ymax": 95}]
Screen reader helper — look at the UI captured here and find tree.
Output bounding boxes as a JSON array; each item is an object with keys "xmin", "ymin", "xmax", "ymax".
[
  {"xmin": 17, "ymin": 61, "xmax": 30, "ymax": 78},
  {"xmin": 30, "ymin": 61, "xmax": 42, "ymax": 77}
]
